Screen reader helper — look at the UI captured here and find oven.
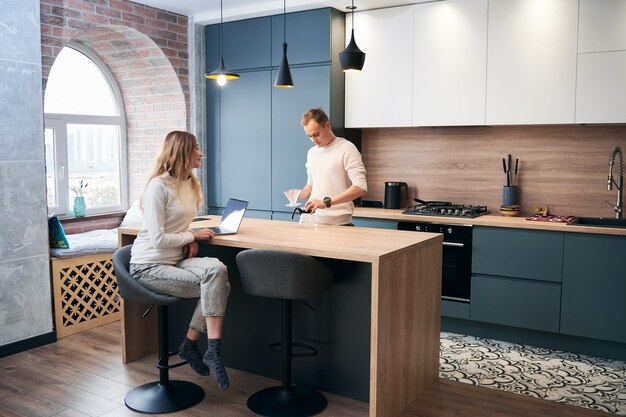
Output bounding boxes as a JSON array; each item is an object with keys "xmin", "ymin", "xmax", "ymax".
[{"xmin": 398, "ymin": 221, "xmax": 473, "ymax": 303}]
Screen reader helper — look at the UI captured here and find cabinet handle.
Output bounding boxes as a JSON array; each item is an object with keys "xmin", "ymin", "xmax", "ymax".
[{"xmin": 443, "ymin": 242, "xmax": 465, "ymax": 248}]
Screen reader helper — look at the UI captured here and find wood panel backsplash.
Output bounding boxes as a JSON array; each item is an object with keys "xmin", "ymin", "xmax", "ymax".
[{"xmin": 361, "ymin": 125, "xmax": 626, "ymax": 217}]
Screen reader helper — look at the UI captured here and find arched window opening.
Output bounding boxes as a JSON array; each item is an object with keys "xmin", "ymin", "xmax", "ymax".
[{"xmin": 44, "ymin": 44, "xmax": 127, "ymax": 216}]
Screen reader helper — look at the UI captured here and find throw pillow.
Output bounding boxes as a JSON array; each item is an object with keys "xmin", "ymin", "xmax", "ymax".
[
  {"xmin": 120, "ymin": 201, "xmax": 143, "ymax": 227},
  {"xmin": 48, "ymin": 215, "xmax": 70, "ymax": 249}
]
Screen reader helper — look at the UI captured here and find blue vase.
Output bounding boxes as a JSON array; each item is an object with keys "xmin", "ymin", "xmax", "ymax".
[{"xmin": 73, "ymin": 196, "xmax": 86, "ymax": 217}]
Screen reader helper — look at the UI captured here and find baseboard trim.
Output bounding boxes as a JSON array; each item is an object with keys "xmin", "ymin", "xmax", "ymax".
[{"xmin": 0, "ymin": 331, "xmax": 56, "ymax": 358}]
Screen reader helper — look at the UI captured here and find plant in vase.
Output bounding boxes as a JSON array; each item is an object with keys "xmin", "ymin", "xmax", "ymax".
[{"xmin": 70, "ymin": 180, "xmax": 88, "ymax": 217}]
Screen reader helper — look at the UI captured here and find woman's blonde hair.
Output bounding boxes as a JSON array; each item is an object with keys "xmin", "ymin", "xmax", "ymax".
[{"xmin": 140, "ymin": 131, "xmax": 202, "ymax": 209}]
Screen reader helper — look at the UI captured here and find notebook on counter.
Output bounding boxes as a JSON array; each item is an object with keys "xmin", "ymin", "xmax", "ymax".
[{"xmin": 192, "ymin": 198, "xmax": 248, "ymax": 235}]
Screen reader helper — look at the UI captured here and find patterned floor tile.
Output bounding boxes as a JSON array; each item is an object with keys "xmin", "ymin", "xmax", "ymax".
[
  {"xmin": 616, "ymin": 388, "xmax": 626, "ymax": 415},
  {"xmin": 439, "ymin": 332, "xmax": 626, "ymax": 415}
]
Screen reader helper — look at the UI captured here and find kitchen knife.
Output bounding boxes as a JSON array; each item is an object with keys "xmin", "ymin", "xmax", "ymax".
[{"xmin": 502, "ymin": 158, "xmax": 509, "ymax": 186}]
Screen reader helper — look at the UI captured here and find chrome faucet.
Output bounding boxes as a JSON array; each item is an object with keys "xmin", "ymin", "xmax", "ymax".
[{"xmin": 608, "ymin": 146, "xmax": 623, "ymax": 219}]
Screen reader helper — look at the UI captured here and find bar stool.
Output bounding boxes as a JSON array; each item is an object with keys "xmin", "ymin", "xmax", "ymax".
[
  {"xmin": 112, "ymin": 245, "xmax": 205, "ymax": 413},
  {"xmin": 236, "ymin": 249, "xmax": 333, "ymax": 417}
]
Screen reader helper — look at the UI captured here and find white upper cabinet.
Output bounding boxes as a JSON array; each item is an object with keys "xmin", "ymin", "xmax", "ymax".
[
  {"xmin": 576, "ymin": 51, "xmax": 626, "ymax": 124},
  {"xmin": 578, "ymin": 0, "xmax": 626, "ymax": 53},
  {"xmin": 344, "ymin": 6, "xmax": 414, "ymax": 128},
  {"xmin": 575, "ymin": 0, "xmax": 626, "ymax": 123},
  {"xmin": 412, "ymin": 0, "xmax": 488, "ymax": 126},
  {"xmin": 486, "ymin": 0, "xmax": 578, "ymax": 125}
]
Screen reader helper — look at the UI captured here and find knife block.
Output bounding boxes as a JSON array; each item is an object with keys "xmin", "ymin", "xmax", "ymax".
[{"xmin": 503, "ymin": 186, "xmax": 519, "ymax": 206}]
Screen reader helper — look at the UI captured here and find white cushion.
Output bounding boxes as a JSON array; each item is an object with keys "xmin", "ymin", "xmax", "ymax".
[
  {"xmin": 50, "ymin": 228, "xmax": 118, "ymax": 258},
  {"xmin": 120, "ymin": 201, "xmax": 143, "ymax": 227}
]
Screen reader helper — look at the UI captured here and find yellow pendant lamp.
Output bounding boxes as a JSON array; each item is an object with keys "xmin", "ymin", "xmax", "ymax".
[{"xmin": 205, "ymin": 0, "xmax": 239, "ymax": 86}]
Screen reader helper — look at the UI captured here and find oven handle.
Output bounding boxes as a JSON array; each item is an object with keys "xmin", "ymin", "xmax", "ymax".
[{"xmin": 442, "ymin": 241, "xmax": 465, "ymax": 248}]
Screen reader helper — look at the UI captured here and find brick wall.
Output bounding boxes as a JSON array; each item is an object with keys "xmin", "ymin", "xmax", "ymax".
[
  {"xmin": 40, "ymin": 0, "xmax": 190, "ymax": 221},
  {"xmin": 63, "ymin": 213, "xmax": 125, "ymax": 234}
]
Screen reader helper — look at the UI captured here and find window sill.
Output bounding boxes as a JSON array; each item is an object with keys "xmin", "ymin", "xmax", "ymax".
[{"xmin": 59, "ymin": 211, "xmax": 126, "ymax": 223}]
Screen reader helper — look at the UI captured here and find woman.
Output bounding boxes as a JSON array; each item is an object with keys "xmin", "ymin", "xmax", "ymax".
[{"xmin": 129, "ymin": 131, "xmax": 230, "ymax": 390}]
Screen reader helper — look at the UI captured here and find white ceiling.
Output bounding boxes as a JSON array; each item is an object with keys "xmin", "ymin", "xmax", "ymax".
[{"xmin": 131, "ymin": 0, "xmax": 440, "ymax": 24}]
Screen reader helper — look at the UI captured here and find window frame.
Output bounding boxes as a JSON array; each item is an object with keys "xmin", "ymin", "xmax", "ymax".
[{"xmin": 44, "ymin": 42, "xmax": 128, "ymax": 217}]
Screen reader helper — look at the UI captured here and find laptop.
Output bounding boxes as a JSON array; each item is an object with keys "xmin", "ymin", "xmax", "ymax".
[{"xmin": 192, "ymin": 198, "xmax": 248, "ymax": 235}]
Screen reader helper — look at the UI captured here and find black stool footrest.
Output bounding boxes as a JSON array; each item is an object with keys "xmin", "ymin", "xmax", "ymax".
[
  {"xmin": 125, "ymin": 380, "xmax": 205, "ymax": 414},
  {"xmin": 268, "ymin": 342, "xmax": 318, "ymax": 358},
  {"xmin": 247, "ymin": 386, "xmax": 327, "ymax": 417},
  {"xmin": 156, "ymin": 350, "xmax": 187, "ymax": 369}
]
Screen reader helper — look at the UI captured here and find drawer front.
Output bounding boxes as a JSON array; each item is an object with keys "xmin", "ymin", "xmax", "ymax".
[
  {"xmin": 472, "ymin": 227, "xmax": 564, "ymax": 282},
  {"xmin": 352, "ymin": 218, "xmax": 398, "ymax": 229},
  {"xmin": 442, "ymin": 299, "xmax": 470, "ymax": 319},
  {"xmin": 470, "ymin": 274, "xmax": 561, "ymax": 332}
]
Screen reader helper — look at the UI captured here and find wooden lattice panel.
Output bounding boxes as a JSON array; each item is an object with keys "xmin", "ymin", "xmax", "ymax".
[{"xmin": 51, "ymin": 253, "xmax": 120, "ymax": 338}]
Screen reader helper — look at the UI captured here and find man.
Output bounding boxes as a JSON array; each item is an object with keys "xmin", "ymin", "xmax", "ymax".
[{"xmin": 298, "ymin": 108, "xmax": 367, "ymax": 226}]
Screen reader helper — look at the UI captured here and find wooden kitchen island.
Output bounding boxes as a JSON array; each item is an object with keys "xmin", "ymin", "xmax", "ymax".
[{"xmin": 118, "ymin": 218, "xmax": 442, "ymax": 417}]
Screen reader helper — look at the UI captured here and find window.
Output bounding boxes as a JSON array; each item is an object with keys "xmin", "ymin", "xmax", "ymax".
[{"xmin": 44, "ymin": 44, "xmax": 127, "ymax": 216}]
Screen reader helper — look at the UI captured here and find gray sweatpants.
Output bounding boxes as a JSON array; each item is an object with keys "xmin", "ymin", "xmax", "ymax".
[{"xmin": 130, "ymin": 257, "xmax": 230, "ymax": 334}]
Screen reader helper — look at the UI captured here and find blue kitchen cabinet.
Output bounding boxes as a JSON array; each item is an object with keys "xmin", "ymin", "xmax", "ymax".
[
  {"xmin": 471, "ymin": 274, "xmax": 561, "ymax": 332},
  {"xmin": 244, "ymin": 209, "xmax": 272, "ymax": 220},
  {"xmin": 205, "ymin": 24, "xmax": 221, "ymax": 208},
  {"xmin": 470, "ymin": 227, "xmax": 564, "ymax": 331},
  {"xmin": 271, "ymin": 9, "xmax": 340, "ymax": 66},
  {"xmin": 272, "ymin": 211, "xmax": 298, "ymax": 222},
  {"xmin": 560, "ymin": 233, "xmax": 626, "ymax": 344},
  {"xmin": 219, "ymin": 70, "xmax": 272, "ymax": 210},
  {"xmin": 472, "ymin": 227, "xmax": 564, "ymax": 282},
  {"xmin": 271, "ymin": 65, "xmax": 330, "ymax": 212},
  {"xmin": 352, "ymin": 217, "xmax": 397, "ymax": 229},
  {"xmin": 205, "ymin": 8, "xmax": 346, "ymax": 212},
  {"xmin": 222, "ymin": 17, "xmax": 272, "ymax": 70}
]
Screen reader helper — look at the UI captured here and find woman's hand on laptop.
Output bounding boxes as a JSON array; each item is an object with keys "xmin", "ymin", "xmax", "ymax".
[{"xmin": 192, "ymin": 228, "xmax": 216, "ymax": 241}]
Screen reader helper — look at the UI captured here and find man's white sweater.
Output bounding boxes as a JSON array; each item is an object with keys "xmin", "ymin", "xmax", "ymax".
[{"xmin": 306, "ymin": 137, "xmax": 368, "ymax": 225}]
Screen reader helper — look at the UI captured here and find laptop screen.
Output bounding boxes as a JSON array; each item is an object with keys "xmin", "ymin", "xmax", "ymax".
[{"xmin": 219, "ymin": 198, "xmax": 248, "ymax": 231}]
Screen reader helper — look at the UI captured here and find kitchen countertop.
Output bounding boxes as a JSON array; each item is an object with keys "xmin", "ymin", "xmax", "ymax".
[
  {"xmin": 354, "ymin": 207, "xmax": 626, "ymax": 236},
  {"xmin": 118, "ymin": 218, "xmax": 442, "ymax": 417}
]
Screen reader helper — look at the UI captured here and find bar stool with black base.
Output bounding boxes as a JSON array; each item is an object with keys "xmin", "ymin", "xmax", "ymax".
[
  {"xmin": 236, "ymin": 249, "xmax": 333, "ymax": 417},
  {"xmin": 112, "ymin": 245, "xmax": 205, "ymax": 413}
]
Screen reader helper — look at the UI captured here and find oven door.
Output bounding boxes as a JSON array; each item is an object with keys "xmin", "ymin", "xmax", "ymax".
[
  {"xmin": 442, "ymin": 241, "xmax": 471, "ymax": 303},
  {"xmin": 398, "ymin": 221, "xmax": 472, "ymax": 303}
]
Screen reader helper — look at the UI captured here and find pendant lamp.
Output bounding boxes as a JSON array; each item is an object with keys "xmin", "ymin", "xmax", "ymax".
[
  {"xmin": 205, "ymin": 0, "xmax": 239, "ymax": 86},
  {"xmin": 274, "ymin": 0, "xmax": 294, "ymax": 88},
  {"xmin": 339, "ymin": 0, "xmax": 365, "ymax": 72}
]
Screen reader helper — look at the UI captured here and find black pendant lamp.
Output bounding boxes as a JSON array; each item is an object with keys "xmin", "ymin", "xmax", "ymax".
[
  {"xmin": 339, "ymin": 0, "xmax": 365, "ymax": 72},
  {"xmin": 205, "ymin": 0, "xmax": 239, "ymax": 86},
  {"xmin": 274, "ymin": 0, "xmax": 294, "ymax": 88}
]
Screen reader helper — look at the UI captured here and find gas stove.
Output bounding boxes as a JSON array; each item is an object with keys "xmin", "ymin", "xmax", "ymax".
[{"xmin": 402, "ymin": 202, "xmax": 490, "ymax": 218}]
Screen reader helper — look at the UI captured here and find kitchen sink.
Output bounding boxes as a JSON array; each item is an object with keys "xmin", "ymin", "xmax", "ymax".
[{"xmin": 568, "ymin": 217, "xmax": 626, "ymax": 228}]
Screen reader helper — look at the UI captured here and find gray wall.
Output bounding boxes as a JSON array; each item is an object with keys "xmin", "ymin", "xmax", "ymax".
[{"xmin": 0, "ymin": 0, "xmax": 53, "ymax": 345}]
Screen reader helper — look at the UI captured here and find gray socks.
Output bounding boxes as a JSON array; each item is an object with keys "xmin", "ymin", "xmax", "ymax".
[
  {"xmin": 203, "ymin": 338, "xmax": 230, "ymax": 390},
  {"xmin": 178, "ymin": 337, "xmax": 210, "ymax": 376}
]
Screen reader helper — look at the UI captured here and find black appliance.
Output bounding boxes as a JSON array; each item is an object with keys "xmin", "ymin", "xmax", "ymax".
[
  {"xmin": 384, "ymin": 181, "xmax": 408, "ymax": 209},
  {"xmin": 403, "ymin": 199, "xmax": 489, "ymax": 218},
  {"xmin": 398, "ymin": 221, "xmax": 473, "ymax": 303}
]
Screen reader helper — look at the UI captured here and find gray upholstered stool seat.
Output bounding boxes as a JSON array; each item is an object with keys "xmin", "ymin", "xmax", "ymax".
[
  {"xmin": 236, "ymin": 249, "xmax": 333, "ymax": 417},
  {"xmin": 112, "ymin": 245, "xmax": 204, "ymax": 413}
]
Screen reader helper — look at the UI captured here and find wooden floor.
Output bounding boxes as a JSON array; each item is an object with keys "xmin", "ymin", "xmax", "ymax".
[{"xmin": 0, "ymin": 322, "xmax": 612, "ymax": 417}]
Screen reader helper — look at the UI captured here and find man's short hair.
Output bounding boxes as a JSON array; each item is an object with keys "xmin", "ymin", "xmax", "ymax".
[{"xmin": 301, "ymin": 108, "xmax": 330, "ymax": 126}]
